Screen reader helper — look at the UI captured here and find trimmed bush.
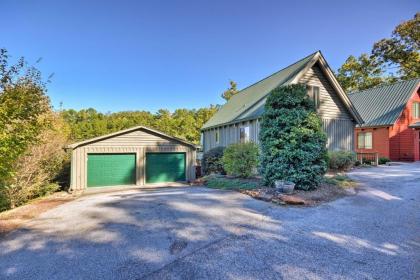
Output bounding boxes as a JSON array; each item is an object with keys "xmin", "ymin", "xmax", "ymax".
[
  {"xmin": 202, "ymin": 146, "xmax": 225, "ymax": 175},
  {"xmin": 222, "ymin": 142, "xmax": 259, "ymax": 178},
  {"xmin": 259, "ymin": 84, "xmax": 328, "ymax": 190},
  {"xmin": 328, "ymin": 151, "xmax": 356, "ymax": 171},
  {"xmin": 379, "ymin": 157, "xmax": 391, "ymax": 165}
]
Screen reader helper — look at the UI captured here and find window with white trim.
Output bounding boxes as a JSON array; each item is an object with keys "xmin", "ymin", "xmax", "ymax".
[
  {"xmin": 358, "ymin": 132, "xmax": 372, "ymax": 149},
  {"xmin": 239, "ymin": 126, "xmax": 250, "ymax": 143},
  {"xmin": 215, "ymin": 129, "xmax": 220, "ymax": 144},
  {"xmin": 413, "ymin": 102, "xmax": 420, "ymax": 119}
]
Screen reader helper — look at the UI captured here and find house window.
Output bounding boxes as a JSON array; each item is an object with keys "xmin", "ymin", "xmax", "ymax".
[
  {"xmin": 413, "ymin": 102, "xmax": 420, "ymax": 119},
  {"xmin": 215, "ymin": 130, "xmax": 219, "ymax": 144},
  {"xmin": 239, "ymin": 126, "xmax": 250, "ymax": 143},
  {"xmin": 307, "ymin": 85, "xmax": 320, "ymax": 110},
  {"xmin": 358, "ymin": 132, "xmax": 372, "ymax": 149}
]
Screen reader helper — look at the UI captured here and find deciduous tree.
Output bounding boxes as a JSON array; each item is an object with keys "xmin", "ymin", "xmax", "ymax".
[
  {"xmin": 337, "ymin": 13, "xmax": 419, "ymax": 92},
  {"xmin": 372, "ymin": 13, "xmax": 420, "ymax": 79},
  {"xmin": 0, "ymin": 49, "xmax": 51, "ymax": 183},
  {"xmin": 336, "ymin": 54, "xmax": 386, "ymax": 92}
]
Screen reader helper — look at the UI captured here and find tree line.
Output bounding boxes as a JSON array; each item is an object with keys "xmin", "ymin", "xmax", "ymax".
[{"xmin": 61, "ymin": 107, "xmax": 218, "ymax": 144}]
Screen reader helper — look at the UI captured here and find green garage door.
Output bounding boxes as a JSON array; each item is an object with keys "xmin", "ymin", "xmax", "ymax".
[
  {"xmin": 146, "ymin": 153, "xmax": 186, "ymax": 183},
  {"xmin": 87, "ymin": 154, "xmax": 136, "ymax": 187}
]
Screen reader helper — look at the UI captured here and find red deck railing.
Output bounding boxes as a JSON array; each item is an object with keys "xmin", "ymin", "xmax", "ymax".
[{"xmin": 356, "ymin": 152, "xmax": 379, "ymax": 166}]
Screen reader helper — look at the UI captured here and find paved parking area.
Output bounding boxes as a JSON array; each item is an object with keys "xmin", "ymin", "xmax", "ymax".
[{"xmin": 1, "ymin": 163, "xmax": 419, "ymax": 279}]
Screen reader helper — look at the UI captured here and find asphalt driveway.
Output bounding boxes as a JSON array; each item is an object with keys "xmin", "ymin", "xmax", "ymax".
[{"xmin": 1, "ymin": 163, "xmax": 419, "ymax": 279}]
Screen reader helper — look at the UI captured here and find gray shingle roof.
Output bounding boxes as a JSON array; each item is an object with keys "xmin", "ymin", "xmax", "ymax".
[{"xmin": 348, "ymin": 78, "xmax": 420, "ymax": 127}]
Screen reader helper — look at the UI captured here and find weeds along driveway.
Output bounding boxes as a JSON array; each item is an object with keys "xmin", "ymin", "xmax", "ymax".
[{"xmin": 0, "ymin": 163, "xmax": 419, "ymax": 280}]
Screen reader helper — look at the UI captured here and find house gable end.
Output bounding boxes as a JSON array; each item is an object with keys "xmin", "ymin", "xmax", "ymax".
[{"xmin": 298, "ymin": 62, "xmax": 354, "ymax": 120}]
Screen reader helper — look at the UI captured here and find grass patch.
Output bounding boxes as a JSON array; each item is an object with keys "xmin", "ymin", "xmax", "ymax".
[
  {"xmin": 324, "ymin": 174, "xmax": 357, "ymax": 188},
  {"xmin": 203, "ymin": 175, "xmax": 260, "ymax": 190}
]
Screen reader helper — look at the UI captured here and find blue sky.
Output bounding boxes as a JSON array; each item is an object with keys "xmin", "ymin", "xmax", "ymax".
[{"xmin": 1, "ymin": 0, "xmax": 418, "ymax": 112}]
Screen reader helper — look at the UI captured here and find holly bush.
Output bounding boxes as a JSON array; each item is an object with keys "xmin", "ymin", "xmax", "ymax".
[{"xmin": 259, "ymin": 84, "xmax": 327, "ymax": 190}]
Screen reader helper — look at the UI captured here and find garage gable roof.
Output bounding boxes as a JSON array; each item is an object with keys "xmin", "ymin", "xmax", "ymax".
[
  {"xmin": 202, "ymin": 51, "xmax": 363, "ymax": 130},
  {"xmin": 66, "ymin": 126, "xmax": 199, "ymax": 149}
]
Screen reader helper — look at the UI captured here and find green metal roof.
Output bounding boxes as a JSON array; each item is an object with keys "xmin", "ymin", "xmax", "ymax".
[
  {"xmin": 202, "ymin": 51, "xmax": 319, "ymax": 129},
  {"xmin": 348, "ymin": 78, "xmax": 420, "ymax": 127}
]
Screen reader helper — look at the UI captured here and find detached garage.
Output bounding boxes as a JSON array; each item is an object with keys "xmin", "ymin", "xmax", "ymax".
[{"xmin": 66, "ymin": 126, "xmax": 198, "ymax": 191}]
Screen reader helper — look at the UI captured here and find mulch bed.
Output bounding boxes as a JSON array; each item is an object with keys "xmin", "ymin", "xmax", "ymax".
[
  {"xmin": 240, "ymin": 183, "xmax": 353, "ymax": 206},
  {"xmin": 0, "ymin": 192, "xmax": 78, "ymax": 236}
]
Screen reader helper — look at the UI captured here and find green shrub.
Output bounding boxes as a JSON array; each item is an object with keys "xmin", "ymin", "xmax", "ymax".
[
  {"xmin": 328, "ymin": 151, "xmax": 356, "ymax": 171},
  {"xmin": 222, "ymin": 142, "xmax": 259, "ymax": 178},
  {"xmin": 38, "ymin": 183, "xmax": 60, "ymax": 197},
  {"xmin": 362, "ymin": 158, "xmax": 373, "ymax": 165},
  {"xmin": 379, "ymin": 157, "xmax": 391, "ymax": 165},
  {"xmin": 0, "ymin": 195, "xmax": 9, "ymax": 212},
  {"xmin": 202, "ymin": 146, "xmax": 226, "ymax": 175},
  {"xmin": 259, "ymin": 84, "xmax": 328, "ymax": 190}
]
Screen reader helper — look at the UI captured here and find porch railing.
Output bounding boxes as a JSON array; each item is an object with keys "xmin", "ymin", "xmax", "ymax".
[{"xmin": 356, "ymin": 152, "xmax": 379, "ymax": 166}]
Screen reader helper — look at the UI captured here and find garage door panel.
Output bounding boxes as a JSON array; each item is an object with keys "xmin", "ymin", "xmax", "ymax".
[
  {"xmin": 146, "ymin": 153, "xmax": 186, "ymax": 183},
  {"xmin": 87, "ymin": 154, "xmax": 136, "ymax": 187}
]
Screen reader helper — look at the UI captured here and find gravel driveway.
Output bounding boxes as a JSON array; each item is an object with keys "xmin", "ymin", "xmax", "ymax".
[{"xmin": 1, "ymin": 163, "xmax": 419, "ymax": 279}]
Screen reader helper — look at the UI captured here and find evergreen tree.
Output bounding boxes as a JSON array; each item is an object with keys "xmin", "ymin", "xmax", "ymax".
[
  {"xmin": 221, "ymin": 80, "xmax": 238, "ymax": 101},
  {"xmin": 259, "ymin": 84, "xmax": 327, "ymax": 190}
]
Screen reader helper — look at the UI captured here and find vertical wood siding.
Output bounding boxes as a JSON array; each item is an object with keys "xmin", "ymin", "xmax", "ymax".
[
  {"xmin": 203, "ymin": 118, "xmax": 354, "ymax": 152},
  {"xmin": 202, "ymin": 119, "xmax": 261, "ymax": 152},
  {"xmin": 70, "ymin": 129, "xmax": 196, "ymax": 191},
  {"xmin": 322, "ymin": 118, "xmax": 354, "ymax": 151}
]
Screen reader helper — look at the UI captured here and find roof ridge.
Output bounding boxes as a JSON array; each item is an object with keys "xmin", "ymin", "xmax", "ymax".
[
  {"xmin": 230, "ymin": 50, "xmax": 320, "ymax": 99},
  {"xmin": 66, "ymin": 125, "xmax": 199, "ymax": 149},
  {"xmin": 350, "ymin": 77, "xmax": 420, "ymax": 95}
]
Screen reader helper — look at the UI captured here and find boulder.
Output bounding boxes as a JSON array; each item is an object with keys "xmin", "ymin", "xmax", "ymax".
[{"xmin": 279, "ymin": 194, "xmax": 306, "ymax": 205}]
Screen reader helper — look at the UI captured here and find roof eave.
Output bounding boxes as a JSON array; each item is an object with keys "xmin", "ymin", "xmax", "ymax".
[
  {"xmin": 201, "ymin": 115, "xmax": 261, "ymax": 131},
  {"xmin": 409, "ymin": 123, "xmax": 420, "ymax": 129},
  {"xmin": 66, "ymin": 126, "xmax": 199, "ymax": 150},
  {"xmin": 356, "ymin": 123, "xmax": 394, "ymax": 128}
]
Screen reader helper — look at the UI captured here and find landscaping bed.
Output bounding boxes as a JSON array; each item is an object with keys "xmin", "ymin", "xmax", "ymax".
[{"xmin": 202, "ymin": 174, "xmax": 357, "ymax": 206}]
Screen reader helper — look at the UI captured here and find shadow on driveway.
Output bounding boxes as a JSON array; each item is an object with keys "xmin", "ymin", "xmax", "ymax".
[{"xmin": 1, "ymin": 163, "xmax": 419, "ymax": 280}]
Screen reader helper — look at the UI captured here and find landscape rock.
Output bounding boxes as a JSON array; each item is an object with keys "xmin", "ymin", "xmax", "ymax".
[
  {"xmin": 258, "ymin": 192, "xmax": 274, "ymax": 201},
  {"xmin": 278, "ymin": 194, "xmax": 306, "ymax": 205}
]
